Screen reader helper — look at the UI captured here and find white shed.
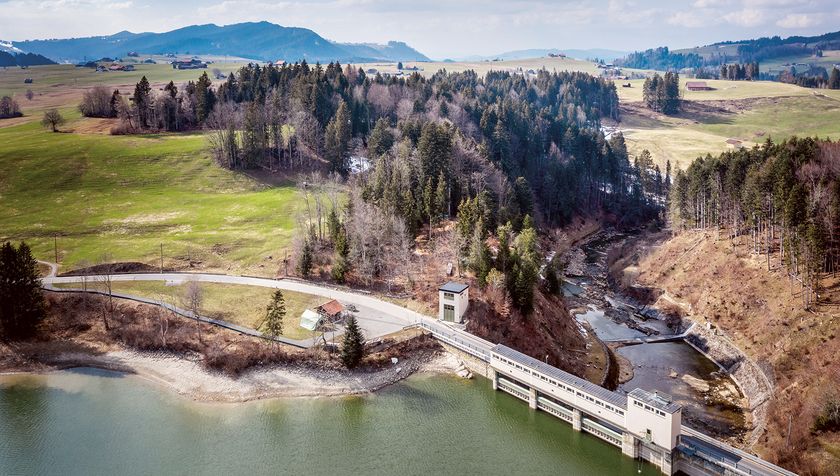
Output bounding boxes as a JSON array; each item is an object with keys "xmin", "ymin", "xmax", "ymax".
[{"xmin": 439, "ymin": 282, "xmax": 469, "ymax": 323}]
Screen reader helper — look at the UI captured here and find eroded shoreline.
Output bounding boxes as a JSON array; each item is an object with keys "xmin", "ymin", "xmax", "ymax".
[{"xmin": 0, "ymin": 346, "xmax": 468, "ymax": 403}]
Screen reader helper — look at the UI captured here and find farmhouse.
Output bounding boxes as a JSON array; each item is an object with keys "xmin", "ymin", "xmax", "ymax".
[
  {"xmin": 439, "ymin": 282, "xmax": 469, "ymax": 323},
  {"xmin": 726, "ymin": 139, "xmax": 743, "ymax": 149},
  {"xmin": 172, "ymin": 58, "xmax": 207, "ymax": 69},
  {"xmin": 686, "ymin": 81, "xmax": 709, "ymax": 91},
  {"xmin": 108, "ymin": 65, "xmax": 125, "ymax": 71}
]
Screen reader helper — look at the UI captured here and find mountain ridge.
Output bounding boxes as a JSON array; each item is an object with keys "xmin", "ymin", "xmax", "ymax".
[{"xmin": 11, "ymin": 22, "xmax": 429, "ymax": 64}]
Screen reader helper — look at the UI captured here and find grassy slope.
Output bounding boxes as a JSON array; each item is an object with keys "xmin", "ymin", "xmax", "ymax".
[
  {"xmin": 0, "ymin": 122, "xmax": 300, "ymax": 274},
  {"xmin": 54, "ymin": 281, "xmax": 320, "ymax": 340},
  {"xmin": 0, "ymin": 63, "xmax": 242, "ymax": 98},
  {"xmin": 615, "ymin": 79, "xmax": 840, "ymax": 170}
]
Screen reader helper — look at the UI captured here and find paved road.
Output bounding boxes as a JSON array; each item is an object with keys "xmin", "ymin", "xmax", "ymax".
[
  {"xmin": 39, "ymin": 264, "xmax": 448, "ymax": 346},
  {"xmin": 680, "ymin": 426, "xmax": 797, "ymax": 476}
]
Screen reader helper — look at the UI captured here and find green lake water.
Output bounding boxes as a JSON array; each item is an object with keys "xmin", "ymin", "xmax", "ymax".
[{"xmin": 0, "ymin": 368, "xmax": 661, "ymax": 476}]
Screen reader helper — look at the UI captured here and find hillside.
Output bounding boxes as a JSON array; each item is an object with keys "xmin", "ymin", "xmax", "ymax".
[
  {"xmin": 617, "ymin": 29, "xmax": 840, "ymax": 74},
  {"xmin": 610, "ymin": 79, "xmax": 840, "ymax": 171},
  {"xmin": 11, "ymin": 22, "xmax": 429, "ymax": 64},
  {"xmin": 620, "ymin": 230, "xmax": 840, "ymax": 475}
]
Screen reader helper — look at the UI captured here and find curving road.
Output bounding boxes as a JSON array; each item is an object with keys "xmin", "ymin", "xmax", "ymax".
[{"xmin": 37, "ymin": 262, "xmax": 489, "ymax": 351}]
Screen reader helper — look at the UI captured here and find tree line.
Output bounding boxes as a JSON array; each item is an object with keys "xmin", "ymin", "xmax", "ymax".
[
  {"xmin": 719, "ymin": 62, "xmax": 760, "ymax": 81},
  {"xmin": 778, "ymin": 67, "xmax": 840, "ymax": 90},
  {"xmin": 0, "ymin": 51, "xmax": 56, "ymax": 68},
  {"xmin": 669, "ymin": 136, "xmax": 840, "ymax": 306}
]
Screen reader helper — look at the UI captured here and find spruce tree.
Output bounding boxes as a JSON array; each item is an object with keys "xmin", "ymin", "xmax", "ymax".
[
  {"xmin": 0, "ymin": 241, "xmax": 46, "ymax": 340},
  {"xmin": 263, "ymin": 290, "xmax": 286, "ymax": 346},
  {"xmin": 296, "ymin": 239, "xmax": 313, "ymax": 277},
  {"xmin": 341, "ymin": 314, "xmax": 365, "ymax": 368}
]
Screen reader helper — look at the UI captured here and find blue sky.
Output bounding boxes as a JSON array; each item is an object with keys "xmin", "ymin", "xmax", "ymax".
[{"xmin": 2, "ymin": 0, "xmax": 838, "ymax": 59}]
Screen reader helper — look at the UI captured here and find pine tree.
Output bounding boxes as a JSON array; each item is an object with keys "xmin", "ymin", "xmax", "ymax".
[
  {"xmin": 0, "ymin": 241, "xmax": 46, "ymax": 340},
  {"xmin": 296, "ymin": 239, "xmax": 313, "ymax": 277},
  {"xmin": 195, "ymin": 71, "xmax": 215, "ymax": 124},
  {"xmin": 325, "ymin": 100, "xmax": 351, "ymax": 175},
  {"xmin": 341, "ymin": 314, "xmax": 365, "ymax": 368},
  {"xmin": 133, "ymin": 75, "xmax": 152, "ymax": 128},
  {"xmin": 368, "ymin": 117, "xmax": 394, "ymax": 158},
  {"xmin": 263, "ymin": 290, "xmax": 286, "ymax": 346},
  {"xmin": 829, "ymin": 68, "xmax": 840, "ymax": 90}
]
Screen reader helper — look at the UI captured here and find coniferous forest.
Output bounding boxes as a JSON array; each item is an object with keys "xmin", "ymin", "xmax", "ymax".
[{"xmin": 670, "ymin": 137, "xmax": 840, "ymax": 305}]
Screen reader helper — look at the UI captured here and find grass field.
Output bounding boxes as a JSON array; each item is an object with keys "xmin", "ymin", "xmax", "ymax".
[
  {"xmin": 0, "ymin": 121, "xmax": 302, "ymax": 275},
  {"xmin": 353, "ymin": 56, "xmax": 647, "ymax": 78},
  {"xmin": 614, "ymin": 79, "xmax": 840, "ymax": 169},
  {"xmin": 0, "ymin": 63, "xmax": 243, "ymax": 98},
  {"xmin": 53, "ymin": 281, "xmax": 321, "ymax": 340}
]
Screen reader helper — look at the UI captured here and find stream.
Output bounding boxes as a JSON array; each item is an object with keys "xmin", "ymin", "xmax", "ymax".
[{"xmin": 562, "ymin": 230, "xmax": 747, "ymax": 440}]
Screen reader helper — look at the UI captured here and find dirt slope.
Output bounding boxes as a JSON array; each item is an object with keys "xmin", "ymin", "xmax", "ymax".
[{"xmin": 630, "ymin": 230, "xmax": 840, "ymax": 475}]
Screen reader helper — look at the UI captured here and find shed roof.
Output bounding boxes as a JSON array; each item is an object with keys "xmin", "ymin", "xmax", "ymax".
[
  {"xmin": 685, "ymin": 81, "xmax": 708, "ymax": 88},
  {"xmin": 318, "ymin": 299, "xmax": 345, "ymax": 316},
  {"xmin": 300, "ymin": 309, "xmax": 322, "ymax": 331},
  {"xmin": 492, "ymin": 344, "xmax": 627, "ymax": 409},
  {"xmin": 439, "ymin": 282, "xmax": 469, "ymax": 293}
]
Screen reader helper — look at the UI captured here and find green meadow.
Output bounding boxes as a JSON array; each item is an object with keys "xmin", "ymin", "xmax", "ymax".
[
  {"xmin": 616, "ymin": 78, "xmax": 840, "ymax": 169},
  {"xmin": 0, "ymin": 122, "xmax": 301, "ymax": 275},
  {"xmin": 53, "ymin": 281, "xmax": 320, "ymax": 340},
  {"xmin": 0, "ymin": 63, "xmax": 242, "ymax": 97}
]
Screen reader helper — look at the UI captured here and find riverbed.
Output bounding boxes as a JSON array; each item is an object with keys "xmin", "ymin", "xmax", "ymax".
[
  {"xmin": 564, "ymin": 230, "xmax": 746, "ymax": 439},
  {"xmin": 0, "ymin": 368, "xmax": 661, "ymax": 476}
]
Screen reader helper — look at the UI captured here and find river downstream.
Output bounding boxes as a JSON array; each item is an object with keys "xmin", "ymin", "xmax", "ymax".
[
  {"xmin": 564, "ymin": 231, "xmax": 746, "ymax": 439},
  {"xmin": 0, "ymin": 368, "xmax": 661, "ymax": 476}
]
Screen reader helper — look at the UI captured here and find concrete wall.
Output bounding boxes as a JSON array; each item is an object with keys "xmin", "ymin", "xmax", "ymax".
[{"xmin": 627, "ymin": 396, "xmax": 679, "ymax": 450}]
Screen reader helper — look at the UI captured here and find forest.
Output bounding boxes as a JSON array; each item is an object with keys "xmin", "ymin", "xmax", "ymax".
[
  {"xmin": 669, "ymin": 136, "xmax": 840, "ymax": 306},
  {"xmin": 0, "ymin": 51, "xmax": 56, "ymax": 67}
]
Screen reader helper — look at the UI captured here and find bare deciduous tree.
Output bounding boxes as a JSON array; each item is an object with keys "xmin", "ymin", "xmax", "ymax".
[
  {"xmin": 94, "ymin": 256, "xmax": 115, "ymax": 330},
  {"xmin": 183, "ymin": 279, "xmax": 204, "ymax": 343}
]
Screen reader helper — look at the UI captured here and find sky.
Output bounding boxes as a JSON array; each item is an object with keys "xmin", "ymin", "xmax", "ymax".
[{"xmin": 1, "ymin": 0, "xmax": 838, "ymax": 59}]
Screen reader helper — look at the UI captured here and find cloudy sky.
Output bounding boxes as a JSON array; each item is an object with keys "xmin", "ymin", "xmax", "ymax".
[{"xmin": 2, "ymin": 0, "xmax": 838, "ymax": 59}]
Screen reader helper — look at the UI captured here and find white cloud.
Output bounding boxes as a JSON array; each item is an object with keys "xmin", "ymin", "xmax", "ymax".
[
  {"xmin": 723, "ymin": 8, "xmax": 766, "ymax": 27},
  {"xmin": 667, "ymin": 11, "xmax": 712, "ymax": 28},
  {"xmin": 691, "ymin": 0, "xmax": 728, "ymax": 7},
  {"xmin": 776, "ymin": 12, "xmax": 821, "ymax": 27}
]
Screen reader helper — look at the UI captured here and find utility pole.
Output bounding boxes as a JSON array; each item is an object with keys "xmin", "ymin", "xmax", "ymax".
[
  {"xmin": 54, "ymin": 233, "xmax": 58, "ymax": 264},
  {"xmin": 160, "ymin": 243, "xmax": 163, "ymax": 273}
]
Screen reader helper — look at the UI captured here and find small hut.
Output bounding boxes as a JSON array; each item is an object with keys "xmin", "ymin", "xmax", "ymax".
[{"xmin": 316, "ymin": 299, "xmax": 346, "ymax": 325}]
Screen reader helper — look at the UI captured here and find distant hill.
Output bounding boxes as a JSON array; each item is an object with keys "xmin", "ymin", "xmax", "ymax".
[
  {"xmin": 456, "ymin": 48, "xmax": 630, "ymax": 63},
  {"xmin": 616, "ymin": 30, "xmax": 840, "ymax": 71},
  {"xmin": 11, "ymin": 22, "xmax": 429, "ymax": 64},
  {"xmin": 335, "ymin": 41, "xmax": 430, "ymax": 62}
]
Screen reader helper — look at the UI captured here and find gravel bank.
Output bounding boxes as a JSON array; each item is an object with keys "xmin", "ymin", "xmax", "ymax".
[{"xmin": 2, "ymin": 347, "xmax": 467, "ymax": 403}]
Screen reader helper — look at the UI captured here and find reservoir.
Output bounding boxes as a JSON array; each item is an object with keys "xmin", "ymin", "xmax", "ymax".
[{"xmin": 0, "ymin": 368, "xmax": 659, "ymax": 476}]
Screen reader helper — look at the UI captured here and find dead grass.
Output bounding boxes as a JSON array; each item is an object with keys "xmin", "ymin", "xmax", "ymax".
[{"xmin": 631, "ymin": 229, "xmax": 840, "ymax": 473}]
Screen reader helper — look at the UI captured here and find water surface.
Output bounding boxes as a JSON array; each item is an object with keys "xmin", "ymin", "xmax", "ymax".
[{"xmin": 0, "ymin": 368, "xmax": 660, "ymax": 476}]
